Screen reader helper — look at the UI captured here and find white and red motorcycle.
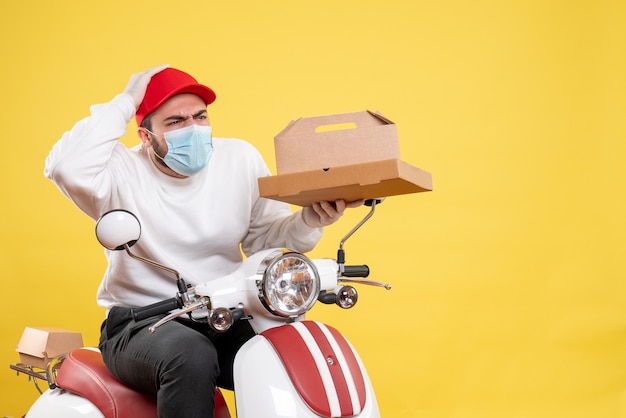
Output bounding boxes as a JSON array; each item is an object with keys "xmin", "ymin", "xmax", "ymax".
[{"xmin": 12, "ymin": 199, "xmax": 390, "ymax": 418}]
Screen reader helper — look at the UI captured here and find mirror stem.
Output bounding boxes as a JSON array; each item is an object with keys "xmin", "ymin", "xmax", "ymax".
[
  {"xmin": 337, "ymin": 198, "xmax": 380, "ymax": 273},
  {"xmin": 124, "ymin": 244, "xmax": 181, "ymax": 280}
]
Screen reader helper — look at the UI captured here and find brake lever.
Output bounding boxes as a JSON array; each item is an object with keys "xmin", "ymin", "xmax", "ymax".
[
  {"xmin": 148, "ymin": 297, "xmax": 210, "ymax": 333},
  {"xmin": 339, "ymin": 278, "xmax": 392, "ymax": 290}
]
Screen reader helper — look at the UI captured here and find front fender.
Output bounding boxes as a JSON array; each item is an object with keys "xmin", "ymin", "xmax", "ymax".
[{"xmin": 233, "ymin": 321, "xmax": 380, "ymax": 418}]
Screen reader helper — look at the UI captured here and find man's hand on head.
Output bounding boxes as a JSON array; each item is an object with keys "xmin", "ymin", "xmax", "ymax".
[{"xmin": 124, "ymin": 64, "xmax": 169, "ymax": 109}]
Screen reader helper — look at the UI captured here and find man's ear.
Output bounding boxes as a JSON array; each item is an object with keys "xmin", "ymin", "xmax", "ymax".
[{"xmin": 137, "ymin": 128, "xmax": 152, "ymax": 148}]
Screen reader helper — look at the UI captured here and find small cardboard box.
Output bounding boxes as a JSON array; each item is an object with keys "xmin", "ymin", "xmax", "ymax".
[
  {"xmin": 258, "ymin": 110, "xmax": 432, "ymax": 206},
  {"xmin": 16, "ymin": 327, "xmax": 84, "ymax": 369}
]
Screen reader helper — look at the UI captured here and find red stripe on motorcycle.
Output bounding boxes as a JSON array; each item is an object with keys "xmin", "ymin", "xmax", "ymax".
[
  {"xmin": 300, "ymin": 321, "xmax": 356, "ymax": 415},
  {"xmin": 262, "ymin": 324, "xmax": 331, "ymax": 416},
  {"xmin": 261, "ymin": 321, "xmax": 367, "ymax": 417},
  {"xmin": 326, "ymin": 324, "xmax": 367, "ymax": 411}
]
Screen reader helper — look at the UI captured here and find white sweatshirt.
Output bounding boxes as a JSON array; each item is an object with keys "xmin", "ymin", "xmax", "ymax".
[{"xmin": 44, "ymin": 93, "xmax": 322, "ymax": 312}]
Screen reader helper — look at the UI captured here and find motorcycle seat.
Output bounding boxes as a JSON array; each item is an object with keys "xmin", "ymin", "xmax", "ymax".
[{"xmin": 56, "ymin": 347, "xmax": 230, "ymax": 418}]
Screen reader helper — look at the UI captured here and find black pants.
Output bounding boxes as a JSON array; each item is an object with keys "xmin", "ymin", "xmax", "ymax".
[{"xmin": 99, "ymin": 307, "xmax": 255, "ymax": 418}]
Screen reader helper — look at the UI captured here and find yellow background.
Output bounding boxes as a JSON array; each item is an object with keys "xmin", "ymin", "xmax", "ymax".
[{"xmin": 1, "ymin": 0, "xmax": 625, "ymax": 417}]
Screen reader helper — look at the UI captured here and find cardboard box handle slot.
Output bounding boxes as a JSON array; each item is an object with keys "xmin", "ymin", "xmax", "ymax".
[
  {"xmin": 283, "ymin": 111, "xmax": 390, "ymax": 136},
  {"xmin": 315, "ymin": 122, "xmax": 357, "ymax": 133}
]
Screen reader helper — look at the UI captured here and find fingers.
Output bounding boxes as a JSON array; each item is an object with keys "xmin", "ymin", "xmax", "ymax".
[
  {"xmin": 345, "ymin": 199, "xmax": 365, "ymax": 209},
  {"xmin": 306, "ymin": 201, "xmax": 338, "ymax": 228},
  {"xmin": 124, "ymin": 64, "xmax": 170, "ymax": 108},
  {"xmin": 314, "ymin": 200, "xmax": 352, "ymax": 225},
  {"xmin": 142, "ymin": 64, "xmax": 170, "ymax": 79},
  {"xmin": 303, "ymin": 199, "xmax": 364, "ymax": 228},
  {"xmin": 321, "ymin": 199, "xmax": 364, "ymax": 213},
  {"xmin": 317, "ymin": 201, "xmax": 340, "ymax": 217}
]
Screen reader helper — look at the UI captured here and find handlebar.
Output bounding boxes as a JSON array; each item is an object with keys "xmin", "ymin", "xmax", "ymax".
[
  {"xmin": 339, "ymin": 265, "xmax": 392, "ymax": 290},
  {"xmin": 341, "ymin": 265, "xmax": 370, "ymax": 278},
  {"xmin": 131, "ymin": 297, "xmax": 183, "ymax": 321}
]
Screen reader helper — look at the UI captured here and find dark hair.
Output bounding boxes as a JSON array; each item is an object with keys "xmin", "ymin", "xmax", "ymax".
[{"xmin": 141, "ymin": 114, "xmax": 153, "ymax": 131}]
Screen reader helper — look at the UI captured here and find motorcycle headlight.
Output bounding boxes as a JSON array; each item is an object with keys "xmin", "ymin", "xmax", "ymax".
[{"xmin": 258, "ymin": 250, "xmax": 320, "ymax": 318}]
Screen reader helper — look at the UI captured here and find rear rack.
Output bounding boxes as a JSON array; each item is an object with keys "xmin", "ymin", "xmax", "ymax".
[{"xmin": 10, "ymin": 357, "xmax": 64, "ymax": 393}]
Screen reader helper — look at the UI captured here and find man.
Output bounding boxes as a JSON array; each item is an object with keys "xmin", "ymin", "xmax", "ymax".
[{"xmin": 44, "ymin": 65, "xmax": 360, "ymax": 418}]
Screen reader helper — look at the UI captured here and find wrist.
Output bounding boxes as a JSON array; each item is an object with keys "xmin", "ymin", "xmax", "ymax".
[{"xmin": 112, "ymin": 93, "xmax": 138, "ymax": 124}]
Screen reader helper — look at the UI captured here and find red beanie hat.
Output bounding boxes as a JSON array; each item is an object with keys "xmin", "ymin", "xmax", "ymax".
[{"xmin": 135, "ymin": 68, "xmax": 216, "ymax": 127}]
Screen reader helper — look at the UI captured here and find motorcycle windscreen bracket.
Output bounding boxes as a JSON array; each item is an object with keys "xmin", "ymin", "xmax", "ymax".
[{"xmin": 261, "ymin": 320, "xmax": 368, "ymax": 417}]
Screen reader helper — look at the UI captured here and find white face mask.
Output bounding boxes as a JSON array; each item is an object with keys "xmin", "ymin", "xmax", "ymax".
[{"xmin": 150, "ymin": 125, "xmax": 213, "ymax": 176}]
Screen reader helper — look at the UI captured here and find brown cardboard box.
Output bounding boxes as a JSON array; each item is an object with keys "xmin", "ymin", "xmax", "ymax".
[
  {"xmin": 258, "ymin": 110, "xmax": 432, "ymax": 206},
  {"xmin": 16, "ymin": 327, "xmax": 84, "ymax": 369}
]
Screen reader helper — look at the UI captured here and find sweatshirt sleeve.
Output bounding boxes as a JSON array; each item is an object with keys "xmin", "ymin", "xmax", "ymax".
[
  {"xmin": 239, "ymin": 143, "xmax": 323, "ymax": 255},
  {"xmin": 44, "ymin": 94, "xmax": 136, "ymax": 219},
  {"xmin": 242, "ymin": 201, "xmax": 323, "ymax": 255}
]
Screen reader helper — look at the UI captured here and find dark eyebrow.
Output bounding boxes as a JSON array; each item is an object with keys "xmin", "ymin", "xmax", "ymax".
[
  {"xmin": 162, "ymin": 109, "xmax": 207, "ymax": 123},
  {"xmin": 192, "ymin": 109, "xmax": 208, "ymax": 118}
]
